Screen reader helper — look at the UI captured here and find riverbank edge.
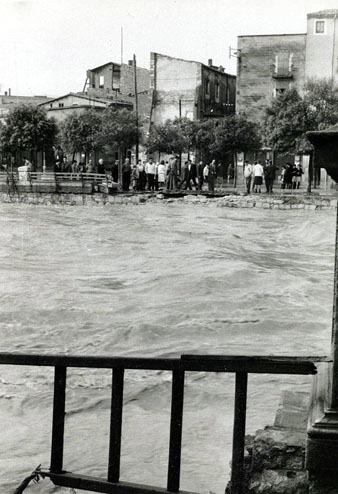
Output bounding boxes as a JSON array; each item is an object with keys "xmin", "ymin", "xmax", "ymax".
[{"xmin": 0, "ymin": 191, "xmax": 337, "ymax": 209}]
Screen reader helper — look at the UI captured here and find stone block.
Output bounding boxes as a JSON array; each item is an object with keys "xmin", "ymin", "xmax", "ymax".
[
  {"xmin": 252, "ymin": 427, "xmax": 306, "ymax": 472},
  {"xmin": 250, "ymin": 469, "xmax": 309, "ymax": 494}
]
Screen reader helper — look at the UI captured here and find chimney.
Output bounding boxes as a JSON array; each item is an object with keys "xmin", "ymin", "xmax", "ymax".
[
  {"xmin": 4, "ymin": 91, "xmax": 7, "ymax": 96},
  {"xmin": 208, "ymin": 59, "xmax": 213, "ymax": 66},
  {"xmin": 8, "ymin": 88, "xmax": 11, "ymax": 96},
  {"xmin": 128, "ymin": 60, "xmax": 133, "ymax": 66}
]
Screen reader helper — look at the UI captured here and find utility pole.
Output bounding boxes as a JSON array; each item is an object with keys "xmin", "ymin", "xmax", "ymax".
[
  {"xmin": 121, "ymin": 27, "xmax": 123, "ymax": 65},
  {"xmin": 178, "ymin": 99, "xmax": 182, "ymax": 175},
  {"xmin": 133, "ymin": 54, "xmax": 139, "ymax": 163}
]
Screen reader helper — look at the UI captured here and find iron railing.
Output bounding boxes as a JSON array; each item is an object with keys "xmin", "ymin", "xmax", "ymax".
[
  {"xmin": 0, "ymin": 353, "xmax": 322, "ymax": 494},
  {"xmin": 0, "ymin": 171, "xmax": 110, "ymax": 183}
]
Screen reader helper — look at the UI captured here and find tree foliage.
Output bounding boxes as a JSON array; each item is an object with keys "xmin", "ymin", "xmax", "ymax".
[
  {"xmin": 210, "ymin": 114, "xmax": 261, "ymax": 158},
  {"xmin": 146, "ymin": 114, "xmax": 260, "ymax": 160},
  {"xmin": 263, "ymin": 79, "xmax": 338, "ymax": 154},
  {"xmin": 304, "ymin": 78, "xmax": 338, "ymax": 130},
  {"xmin": 145, "ymin": 119, "xmax": 183, "ymax": 155},
  {"xmin": 0, "ymin": 104, "xmax": 57, "ymax": 153},
  {"xmin": 96, "ymin": 107, "xmax": 139, "ymax": 153},
  {"xmin": 59, "ymin": 109, "xmax": 102, "ymax": 155}
]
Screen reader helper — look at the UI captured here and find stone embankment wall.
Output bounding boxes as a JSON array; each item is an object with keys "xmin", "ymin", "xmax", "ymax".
[
  {"xmin": 227, "ymin": 391, "xmax": 311, "ymax": 494},
  {"xmin": 0, "ymin": 192, "xmax": 337, "ymax": 209}
]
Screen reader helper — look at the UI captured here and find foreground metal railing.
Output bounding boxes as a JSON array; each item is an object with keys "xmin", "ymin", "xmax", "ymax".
[
  {"xmin": 0, "ymin": 171, "xmax": 111, "ymax": 183},
  {"xmin": 0, "ymin": 353, "xmax": 321, "ymax": 494}
]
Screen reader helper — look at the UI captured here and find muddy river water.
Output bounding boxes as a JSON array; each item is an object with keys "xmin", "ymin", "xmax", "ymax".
[{"xmin": 0, "ymin": 202, "xmax": 335, "ymax": 493}]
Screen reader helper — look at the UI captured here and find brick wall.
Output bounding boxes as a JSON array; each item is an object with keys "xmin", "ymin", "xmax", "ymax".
[
  {"xmin": 150, "ymin": 52, "xmax": 202, "ymax": 124},
  {"xmin": 237, "ymin": 34, "xmax": 306, "ymax": 123},
  {"xmin": 201, "ymin": 65, "xmax": 236, "ymax": 118}
]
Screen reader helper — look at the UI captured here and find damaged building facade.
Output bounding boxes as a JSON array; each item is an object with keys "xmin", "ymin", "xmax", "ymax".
[{"xmin": 150, "ymin": 52, "xmax": 236, "ymax": 125}]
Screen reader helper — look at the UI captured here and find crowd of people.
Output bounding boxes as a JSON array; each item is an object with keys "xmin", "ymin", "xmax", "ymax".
[
  {"xmin": 243, "ymin": 160, "xmax": 304, "ymax": 194},
  {"xmin": 120, "ymin": 156, "xmax": 219, "ymax": 192},
  {"xmin": 49, "ymin": 155, "xmax": 304, "ymax": 194}
]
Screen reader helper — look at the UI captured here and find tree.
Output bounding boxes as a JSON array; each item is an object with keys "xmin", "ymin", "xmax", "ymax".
[
  {"xmin": 263, "ymin": 88, "xmax": 315, "ymax": 155},
  {"xmin": 263, "ymin": 80, "xmax": 338, "ymax": 155},
  {"xmin": 59, "ymin": 109, "xmax": 103, "ymax": 159},
  {"xmin": 0, "ymin": 104, "xmax": 57, "ymax": 156},
  {"xmin": 145, "ymin": 120, "xmax": 183, "ymax": 157},
  {"xmin": 304, "ymin": 78, "xmax": 338, "ymax": 130},
  {"xmin": 194, "ymin": 119, "xmax": 217, "ymax": 161},
  {"xmin": 210, "ymin": 114, "xmax": 261, "ymax": 158},
  {"xmin": 96, "ymin": 107, "xmax": 140, "ymax": 158}
]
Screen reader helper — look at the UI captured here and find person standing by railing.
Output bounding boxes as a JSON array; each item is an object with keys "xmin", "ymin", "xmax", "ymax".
[
  {"xmin": 208, "ymin": 160, "xmax": 216, "ymax": 192},
  {"xmin": 62, "ymin": 157, "xmax": 71, "ymax": 174},
  {"xmin": 54, "ymin": 161, "xmax": 62, "ymax": 173},
  {"xmin": 157, "ymin": 160, "xmax": 166, "ymax": 189},
  {"xmin": 244, "ymin": 160, "xmax": 253, "ymax": 195},
  {"xmin": 198, "ymin": 161, "xmax": 204, "ymax": 190},
  {"xmin": 111, "ymin": 160, "xmax": 119, "ymax": 183},
  {"xmin": 122, "ymin": 158, "xmax": 131, "ymax": 191},
  {"xmin": 97, "ymin": 158, "xmax": 105, "ymax": 175},
  {"xmin": 145, "ymin": 157, "xmax": 156, "ymax": 191},
  {"xmin": 131, "ymin": 163, "xmax": 139, "ymax": 191},
  {"xmin": 253, "ymin": 161, "xmax": 264, "ymax": 193}
]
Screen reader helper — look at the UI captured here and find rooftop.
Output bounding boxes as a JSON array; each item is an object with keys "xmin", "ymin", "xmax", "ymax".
[{"xmin": 308, "ymin": 9, "xmax": 338, "ymax": 18}]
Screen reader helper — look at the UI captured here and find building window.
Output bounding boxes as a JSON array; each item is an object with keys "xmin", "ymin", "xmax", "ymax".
[
  {"xmin": 99, "ymin": 75, "xmax": 104, "ymax": 88},
  {"xmin": 274, "ymin": 53, "xmax": 292, "ymax": 78},
  {"xmin": 49, "ymin": 103, "xmax": 53, "ymax": 108},
  {"xmin": 58, "ymin": 103, "xmax": 64, "ymax": 108},
  {"xmin": 205, "ymin": 79, "xmax": 210, "ymax": 96},
  {"xmin": 215, "ymin": 82, "xmax": 220, "ymax": 101},
  {"xmin": 315, "ymin": 20, "xmax": 326, "ymax": 34}
]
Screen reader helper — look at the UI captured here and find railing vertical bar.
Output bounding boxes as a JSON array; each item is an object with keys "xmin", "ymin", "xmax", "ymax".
[
  {"xmin": 108, "ymin": 368, "xmax": 124, "ymax": 483},
  {"xmin": 167, "ymin": 370, "xmax": 185, "ymax": 493},
  {"xmin": 231, "ymin": 372, "xmax": 248, "ymax": 494},
  {"xmin": 50, "ymin": 365, "xmax": 67, "ymax": 473}
]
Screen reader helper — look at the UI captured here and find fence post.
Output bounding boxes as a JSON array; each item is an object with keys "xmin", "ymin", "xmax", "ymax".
[
  {"xmin": 108, "ymin": 368, "xmax": 124, "ymax": 483},
  {"xmin": 50, "ymin": 366, "xmax": 67, "ymax": 473},
  {"xmin": 167, "ymin": 370, "xmax": 185, "ymax": 493},
  {"xmin": 231, "ymin": 372, "xmax": 248, "ymax": 494}
]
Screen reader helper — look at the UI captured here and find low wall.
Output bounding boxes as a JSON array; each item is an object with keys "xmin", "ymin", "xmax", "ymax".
[{"xmin": 0, "ymin": 191, "xmax": 337, "ymax": 209}]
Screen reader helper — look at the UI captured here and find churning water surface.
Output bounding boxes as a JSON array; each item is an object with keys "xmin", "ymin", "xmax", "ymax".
[{"xmin": 0, "ymin": 202, "xmax": 335, "ymax": 493}]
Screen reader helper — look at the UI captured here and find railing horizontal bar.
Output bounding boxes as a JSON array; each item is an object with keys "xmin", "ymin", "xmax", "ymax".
[
  {"xmin": 0, "ymin": 353, "xmax": 320, "ymax": 374},
  {"xmin": 167, "ymin": 370, "xmax": 185, "ymax": 492},
  {"xmin": 39, "ymin": 471, "xmax": 197, "ymax": 494},
  {"xmin": 108, "ymin": 368, "xmax": 124, "ymax": 483},
  {"xmin": 181, "ymin": 354, "xmax": 329, "ymax": 362}
]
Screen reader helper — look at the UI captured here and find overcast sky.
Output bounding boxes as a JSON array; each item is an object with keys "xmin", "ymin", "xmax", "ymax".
[{"xmin": 1, "ymin": 0, "xmax": 337, "ymax": 97}]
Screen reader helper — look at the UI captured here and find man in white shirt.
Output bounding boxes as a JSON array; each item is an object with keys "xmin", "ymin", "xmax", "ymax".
[
  {"xmin": 145, "ymin": 157, "xmax": 156, "ymax": 191},
  {"xmin": 253, "ymin": 161, "xmax": 264, "ymax": 193},
  {"xmin": 243, "ymin": 160, "xmax": 253, "ymax": 194}
]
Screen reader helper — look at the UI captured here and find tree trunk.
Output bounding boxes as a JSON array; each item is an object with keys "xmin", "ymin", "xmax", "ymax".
[
  {"xmin": 233, "ymin": 151, "xmax": 237, "ymax": 189},
  {"xmin": 307, "ymin": 151, "xmax": 313, "ymax": 195}
]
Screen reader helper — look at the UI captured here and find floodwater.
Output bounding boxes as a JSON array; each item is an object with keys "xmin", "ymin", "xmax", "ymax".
[{"xmin": 0, "ymin": 202, "xmax": 335, "ymax": 493}]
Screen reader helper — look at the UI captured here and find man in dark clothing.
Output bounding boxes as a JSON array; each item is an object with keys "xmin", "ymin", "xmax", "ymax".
[
  {"xmin": 179, "ymin": 161, "xmax": 190, "ymax": 189},
  {"xmin": 264, "ymin": 160, "xmax": 277, "ymax": 193},
  {"xmin": 188, "ymin": 160, "xmax": 199, "ymax": 189},
  {"xmin": 54, "ymin": 161, "xmax": 62, "ymax": 174},
  {"xmin": 122, "ymin": 158, "xmax": 131, "ymax": 191},
  {"xmin": 62, "ymin": 157, "xmax": 71, "ymax": 173},
  {"xmin": 97, "ymin": 159, "xmax": 105, "ymax": 175},
  {"xmin": 284, "ymin": 163, "xmax": 293, "ymax": 189},
  {"xmin": 198, "ymin": 161, "xmax": 204, "ymax": 189},
  {"xmin": 111, "ymin": 160, "xmax": 119, "ymax": 183}
]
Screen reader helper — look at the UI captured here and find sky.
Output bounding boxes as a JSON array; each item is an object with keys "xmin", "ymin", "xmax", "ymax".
[{"xmin": 1, "ymin": 0, "xmax": 338, "ymax": 97}]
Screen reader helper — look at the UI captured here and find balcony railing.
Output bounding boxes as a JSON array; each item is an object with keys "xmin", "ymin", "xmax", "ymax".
[{"xmin": 0, "ymin": 353, "xmax": 323, "ymax": 494}]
